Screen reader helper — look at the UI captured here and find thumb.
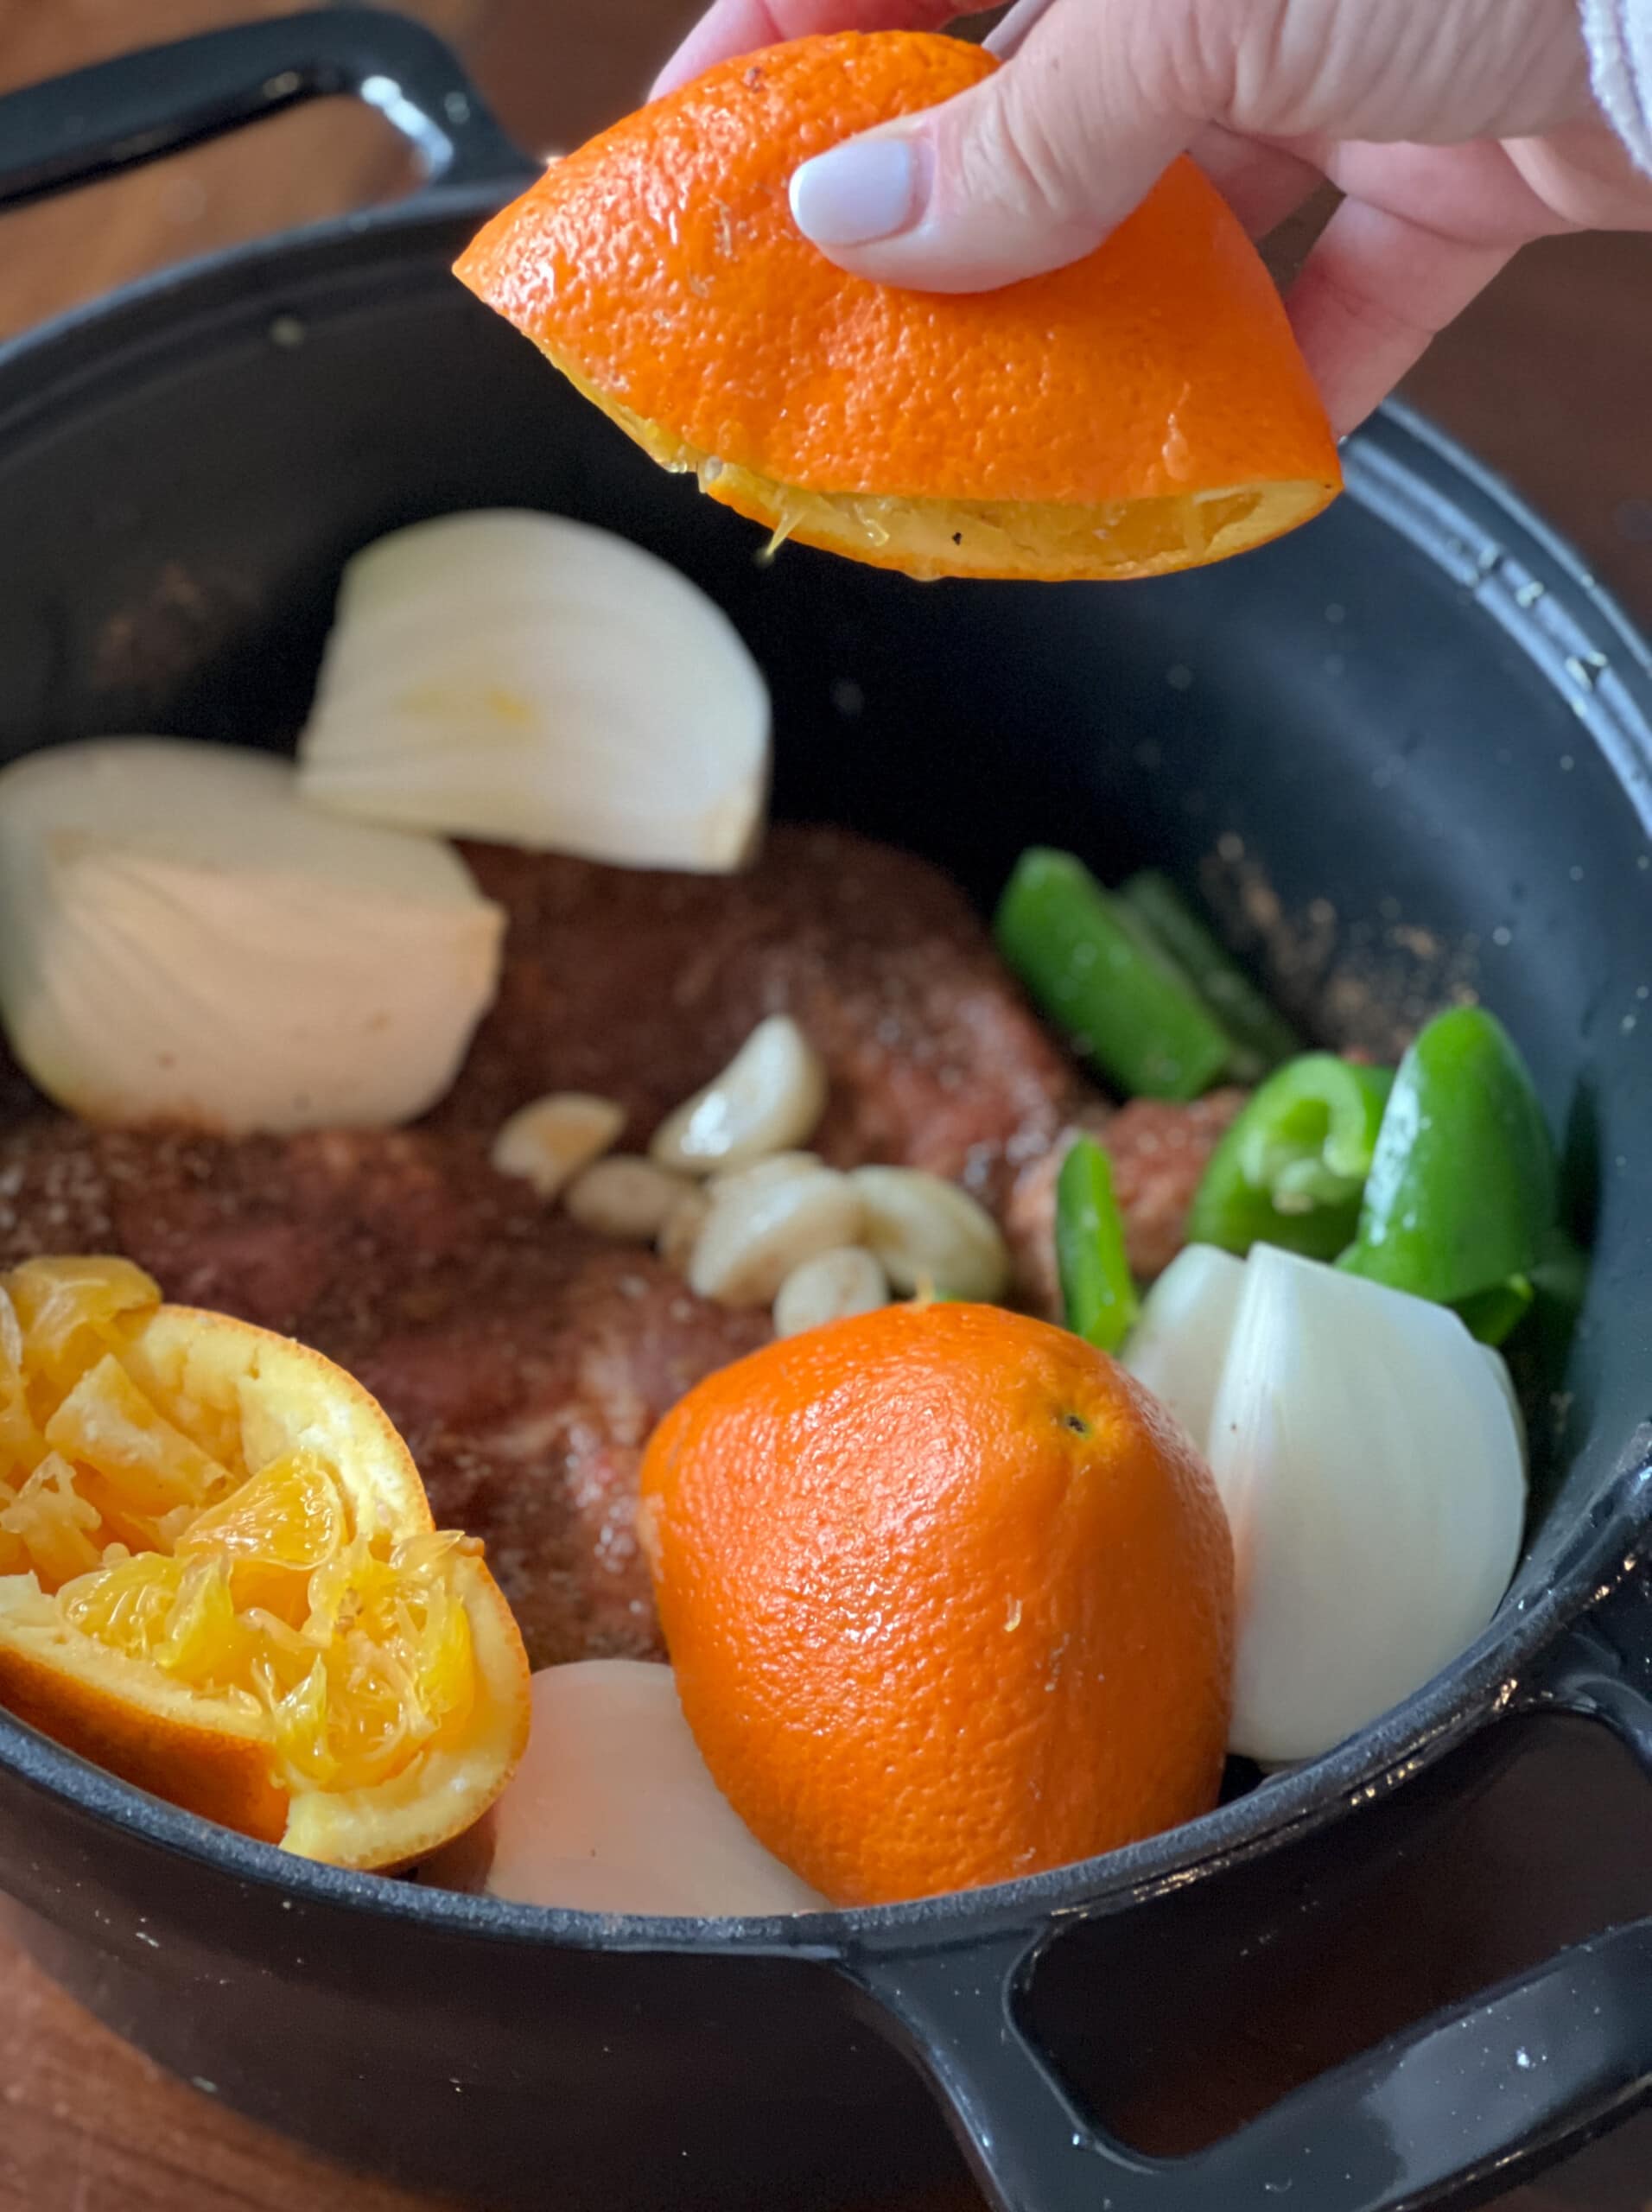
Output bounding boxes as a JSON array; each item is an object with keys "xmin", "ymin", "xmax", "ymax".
[{"xmin": 788, "ymin": 0, "xmax": 1206, "ymax": 290}]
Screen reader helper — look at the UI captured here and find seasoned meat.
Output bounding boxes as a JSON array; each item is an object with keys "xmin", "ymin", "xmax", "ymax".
[
  {"xmin": 0, "ymin": 1122, "xmax": 765, "ymax": 1666},
  {"xmin": 0, "ymin": 827, "xmax": 1232, "ymax": 1666},
  {"xmin": 442, "ymin": 827, "xmax": 1087, "ymax": 1207},
  {"xmin": 1002, "ymin": 1092, "xmax": 1248, "ymax": 1321}
]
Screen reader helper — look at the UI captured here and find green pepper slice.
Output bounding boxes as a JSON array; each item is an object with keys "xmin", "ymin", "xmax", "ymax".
[
  {"xmin": 1452, "ymin": 1275, "xmax": 1534, "ymax": 1347},
  {"xmin": 1118, "ymin": 871, "xmax": 1301, "ymax": 1083},
  {"xmin": 1056, "ymin": 1135, "xmax": 1140, "ymax": 1353},
  {"xmin": 994, "ymin": 850, "xmax": 1234, "ymax": 1101},
  {"xmin": 1457, "ymin": 1225, "xmax": 1587, "ymax": 1347},
  {"xmin": 1186, "ymin": 1053, "xmax": 1395, "ymax": 1261},
  {"xmin": 1338, "ymin": 1006, "xmax": 1558, "ymax": 1306}
]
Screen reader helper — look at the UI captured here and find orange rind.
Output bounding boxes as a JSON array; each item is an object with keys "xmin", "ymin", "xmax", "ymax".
[
  {"xmin": 457, "ymin": 32, "xmax": 1341, "ymax": 582},
  {"xmin": 639, "ymin": 1300, "xmax": 1233, "ymax": 1904}
]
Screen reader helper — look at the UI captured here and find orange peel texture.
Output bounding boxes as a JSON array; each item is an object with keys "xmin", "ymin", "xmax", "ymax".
[
  {"xmin": 456, "ymin": 31, "xmax": 1342, "ymax": 582},
  {"xmin": 639, "ymin": 1300, "xmax": 1234, "ymax": 1905},
  {"xmin": 0, "ymin": 1258, "xmax": 530, "ymax": 1869}
]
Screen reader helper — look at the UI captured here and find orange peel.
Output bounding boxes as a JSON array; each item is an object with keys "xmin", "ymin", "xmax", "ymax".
[
  {"xmin": 456, "ymin": 31, "xmax": 1341, "ymax": 582},
  {"xmin": 639, "ymin": 1300, "xmax": 1233, "ymax": 1904}
]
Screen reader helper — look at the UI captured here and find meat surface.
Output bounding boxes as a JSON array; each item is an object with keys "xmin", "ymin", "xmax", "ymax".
[
  {"xmin": 441, "ymin": 827, "xmax": 1088, "ymax": 1205},
  {"xmin": 1002, "ymin": 1092, "xmax": 1248, "ymax": 1320},
  {"xmin": 0, "ymin": 1122, "xmax": 765, "ymax": 1666},
  {"xmin": 0, "ymin": 827, "xmax": 1228, "ymax": 1666}
]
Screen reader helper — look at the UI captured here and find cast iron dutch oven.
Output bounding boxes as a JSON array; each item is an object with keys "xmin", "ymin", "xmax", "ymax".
[{"xmin": 0, "ymin": 15, "xmax": 1649, "ymax": 2211}]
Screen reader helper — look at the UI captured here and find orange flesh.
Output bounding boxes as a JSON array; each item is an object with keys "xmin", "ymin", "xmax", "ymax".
[
  {"xmin": 0, "ymin": 1258, "xmax": 479, "ymax": 1799},
  {"xmin": 556, "ymin": 350, "xmax": 1335, "ymax": 583}
]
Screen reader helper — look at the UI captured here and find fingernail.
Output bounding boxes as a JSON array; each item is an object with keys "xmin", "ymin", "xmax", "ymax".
[{"xmin": 790, "ymin": 137, "xmax": 920, "ymax": 248}]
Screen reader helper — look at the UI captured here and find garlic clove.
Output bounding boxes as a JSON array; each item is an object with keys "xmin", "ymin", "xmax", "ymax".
[
  {"xmin": 1122, "ymin": 1243, "xmax": 1246, "ymax": 1450},
  {"xmin": 773, "ymin": 1247, "xmax": 888, "ymax": 1337},
  {"xmin": 564, "ymin": 1156, "xmax": 696, "ymax": 1241},
  {"xmin": 425, "ymin": 1661, "xmax": 823, "ymax": 1915},
  {"xmin": 848, "ymin": 1166, "xmax": 1010, "ymax": 1301},
  {"xmin": 295, "ymin": 511, "xmax": 771, "ymax": 874},
  {"xmin": 688, "ymin": 1167, "xmax": 864, "ymax": 1306},
  {"xmin": 705, "ymin": 1150, "xmax": 823, "ymax": 1200},
  {"xmin": 658, "ymin": 1186, "xmax": 712, "ymax": 1271},
  {"xmin": 1204, "ymin": 1245, "xmax": 1525, "ymax": 1765},
  {"xmin": 0, "ymin": 739, "xmax": 503, "ymax": 1135},
  {"xmin": 651, "ymin": 1016, "xmax": 827, "ymax": 1175},
  {"xmin": 491, "ymin": 1093, "xmax": 625, "ymax": 1199}
]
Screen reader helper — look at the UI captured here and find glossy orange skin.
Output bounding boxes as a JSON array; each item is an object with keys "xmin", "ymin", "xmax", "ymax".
[
  {"xmin": 639, "ymin": 1302, "xmax": 1234, "ymax": 1906},
  {"xmin": 455, "ymin": 32, "xmax": 1340, "ymax": 516}
]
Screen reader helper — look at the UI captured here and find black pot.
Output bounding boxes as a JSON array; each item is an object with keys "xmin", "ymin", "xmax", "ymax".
[{"xmin": 0, "ymin": 16, "xmax": 1649, "ymax": 2212}]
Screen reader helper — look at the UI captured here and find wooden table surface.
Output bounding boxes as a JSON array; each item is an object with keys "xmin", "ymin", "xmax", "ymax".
[{"xmin": 1, "ymin": 5, "xmax": 1649, "ymax": 2209}]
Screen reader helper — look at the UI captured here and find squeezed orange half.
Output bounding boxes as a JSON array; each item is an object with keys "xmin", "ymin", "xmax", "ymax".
[{"xmin": 0, "ymin": 1257, "xmax": 530, "ymax": 1868}]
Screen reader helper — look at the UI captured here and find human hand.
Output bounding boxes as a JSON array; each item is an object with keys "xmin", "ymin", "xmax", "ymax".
[{"xmin": 652, "ymin": 0, "xmax": 1652, "ymax": 432}]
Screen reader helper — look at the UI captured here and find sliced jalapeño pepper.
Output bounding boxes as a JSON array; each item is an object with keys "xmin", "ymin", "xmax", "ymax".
[
  {"xmin": 1118, "ymin": 871, "xmax": 1301, "ymax": 1082},
  {"xmin": 994, "ymin": 849, "xmax": 1234, "ymax": 1101},
  {"xmin": 1338, "ymin": 1007, "xmax": 1558, "ymax": 1308},
  {"xmin": 1056, "ymin": 1135, "xmax": 1140, "ymax": 1353},
  {"xmin": 1186, "ymin": 1052, "xmax": 1394, "ymax": 1262}
]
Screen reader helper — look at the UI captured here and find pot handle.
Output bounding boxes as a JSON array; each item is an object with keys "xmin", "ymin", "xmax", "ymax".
[
  {"xmin": 0, "ymin": 6, "xmax": 525, "ymax": 214},
  {"xmin": 846, "ymin": 1570, "xmax": 1652, "ymax": 2212}
]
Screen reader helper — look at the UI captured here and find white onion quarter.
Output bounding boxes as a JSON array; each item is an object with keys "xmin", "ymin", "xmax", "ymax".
[
  {"xmin": 0, "ymin": 738, "xmax": 503, "ymax": 1135},
  {"xmin": 1128, "ymin": 1243, "xmax": 1526, "ymax": 1765},
  {"xmin": 296, "ymin": 510, "xmax": 771, "ymax": 872},
  {"xmin": 432, "ymin": 1661, "xmax": 823, "ymax": 1916}
]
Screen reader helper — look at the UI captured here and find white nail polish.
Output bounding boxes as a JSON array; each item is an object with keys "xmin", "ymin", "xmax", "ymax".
[{"xmin": 790, "ymin": 138, "xmax": 918, "ymax": 249}]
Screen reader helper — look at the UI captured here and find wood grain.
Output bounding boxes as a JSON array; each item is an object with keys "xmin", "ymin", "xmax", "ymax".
[
  {"xmin": 0, "ymin": 4, "xmax": 1649, "ymax": 2209},
  {"xmin": 0, "ymin": 1938, "xmax": 431, "ymax": 2212}
]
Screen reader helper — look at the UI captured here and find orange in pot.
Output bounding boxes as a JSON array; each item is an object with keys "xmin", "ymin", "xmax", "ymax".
[
  {"xmin": 0, "ymin": 1257, "xmax": 529, "ymax": 1869},
  {"xmin": 456, "ymin": 31, "xmax": 1340, "ymax": 583},
  {"xmin": 639, "ymin": 1300, "xmax": 1234, "ymax": 1906}
]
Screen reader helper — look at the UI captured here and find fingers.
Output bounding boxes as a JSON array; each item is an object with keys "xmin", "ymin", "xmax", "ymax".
[
  {"xmin": 788, "ymin": 0, "xmax": 1203, "ymax": 289},
  {"xmin": 1284, "ymin": 194, "xmax": 1515, "ymax": 435},
  {"xmin": 1189, "ymin": 124, "xmax": 1321, "ymax": 237},
  {"xmin": 651, "ymin": 0, "xmax": 963, "ymax": 98},
  {"xmin": 1318, "ymin": 138, "xmax": 1562, "ymax": 245}
]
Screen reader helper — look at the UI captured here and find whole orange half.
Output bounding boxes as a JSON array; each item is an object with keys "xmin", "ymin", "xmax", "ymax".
[
  {"xmin": 456, "ymin": 31, "xmax": 1342, "ymax": 582},
  {"xmin": 0, "ymin": 1257, "xmax": 530, "ymax": 1870},
  {"xmin": 639, "ymin": 1301, "xmax": 1233, "ymax": 1905}
]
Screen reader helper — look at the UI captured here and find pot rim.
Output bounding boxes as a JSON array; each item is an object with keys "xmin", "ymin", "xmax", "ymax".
[{"xmin": 0, "ymin": 191, "xmax": 1649, "ymax": 1961}]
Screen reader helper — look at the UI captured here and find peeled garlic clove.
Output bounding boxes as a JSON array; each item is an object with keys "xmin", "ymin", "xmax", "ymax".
[
  {"xmin": 689, "ymin": 1168, "xmax": 864, "ymax": 1306},
  {"xmin": 705, "ymin": 1150, "xmax": 823, "ymax": 1200},
  {"xmin": 658, "ymin": 1187, "xmax": 711, "ymax": 1272},
  {"xmin": 651, "ymin": 1017, "xmax": 827, "ymax": 1175},
  {"xmin": 773, "ymin": 1247, "xmax": 888, "ymax": 1338},
  {"xmin": 425, "ymin": 1662, "xmax": 823, "ymax": 1915},
  {"xmin": 296, "ymin": 511, "xmax": 770, "ymax": 873},
  {"xmin": 0, "ymin": 740, "xmax": 502, "ymax": 1135},
  {"xmin": 1123, "ymin": 1244, "xmax": 1247, "ymax": 1449},
  {"xmin": 564, "ymin": 1156, "xmax": 695, "ymax": 1241},
  {"xmin": 849, "ymin": 1166, "xmax": 1010, "ymax": 1301},
  {"xmin": 492, "ymin": 1093, "xmax": 625, "ymax": 1199},
  {"xmin": 1203, "ymin": 1245, "xmax": 1525, "ymax": 1765}
]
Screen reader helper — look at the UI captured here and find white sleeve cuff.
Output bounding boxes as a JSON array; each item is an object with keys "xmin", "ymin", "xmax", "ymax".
[{"xmin": 1581, "ymin": 0, "xmax": 1652, "ymax": 174}]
